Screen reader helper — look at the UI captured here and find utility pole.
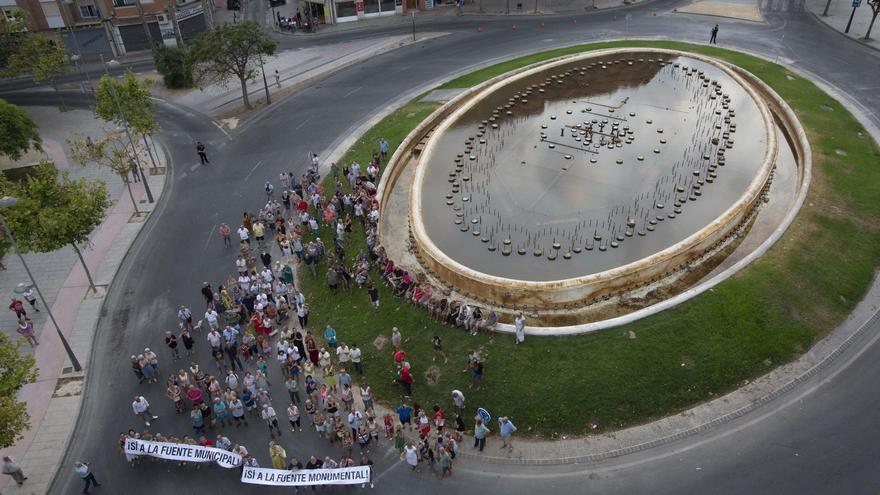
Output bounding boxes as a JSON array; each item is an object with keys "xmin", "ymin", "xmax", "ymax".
[
  {"xmin": 202, "ymin": 0, "xmax": 215, "ymax": 29},
  {"xmin": 259, "ymin": 53, "xmax": 270, "ymax": 104},
  {"xmin": 134, "ymin": 0, "xmax": 157, "ymax": 49},
  {"xmin": 99, "ymin": 55, "xmax": 155, "ymax": 204},
  {"xmin": 411, "ymin": 11, "xmax": 416, "ymax": 41},
  {"xmin": 167, "ymin": 0, "xmax": 185, "ymax": 48}
]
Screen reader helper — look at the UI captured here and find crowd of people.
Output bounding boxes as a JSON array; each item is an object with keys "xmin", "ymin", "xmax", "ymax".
[{"xmin": 118, "ymin": 140, "xmax": 526, "ymax": 486}]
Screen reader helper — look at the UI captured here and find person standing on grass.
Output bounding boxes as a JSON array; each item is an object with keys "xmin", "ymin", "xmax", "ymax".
[
  {"xmin": 391, "ymin": 327, "xmax": 401, "ymax": 350},
  {"xmin": 350, "ymin": 344, "xmax": 363, "ymax": 374},
  {"xmin": 432, "ymin": 335, "xmax": 447, "ymax": 363},
  {"xmin": 451, "ymin": 390, "xmax": 465, "ymax": 417},
  {"xmin": 379, "ymin": 138, "xmax": 389, "ymax": 161},
  {"xmin": 473, "ymin": 417, "xmax": 489, "ymax": 452},
  {"xmin": 367, "ymin": 283, "xmax": 380, "ymax": 311},
  {"xmin": 397, "ymin": 363, "xmax": 413, "ymax": 396},
  {"xmin": 514, "ymin": 312, "xmax": 526, "ymax": 345},
  {"xmin": 498, "ymin": 416, "xmax": 517, "ymax": 452},
  {"xmin": 2, "ymin": 456, "xmax": 27, "ymax": 487}
]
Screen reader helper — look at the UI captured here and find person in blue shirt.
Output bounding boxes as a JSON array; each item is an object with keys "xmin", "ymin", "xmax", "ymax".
[
  {"xmin": 498, "ymin": 416, "xmax": 517, "ymax": 452},
  {"xmin": 323, "ymin": 325, "xmax": 338, "ymax": 348},
  {"xmin": 396, "ymin": 403, "xmax": 413, "ymax": 430}
]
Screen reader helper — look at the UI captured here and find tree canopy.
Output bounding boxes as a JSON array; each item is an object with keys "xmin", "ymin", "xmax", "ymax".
[
  {"xmin": 188, "ymin": 21, "xmax": 277, "ymax": 109},
  {"xmin": 0, "ymin": 163, "xmax": 110, "ymax": 291},
  {"xmin": 0, "ymin": 332, "xmax": 38, "ymax": 449},
  {"xmin": 94, "ymin": 71, "xmax": 159, "ymax": 136},
  {"xmin": 4, "ymin": 31, "xmax": 69, "ymax": 84},
  {"xmin": 0, "ymin": 98, "xmax": 41, "ymax": 160}
]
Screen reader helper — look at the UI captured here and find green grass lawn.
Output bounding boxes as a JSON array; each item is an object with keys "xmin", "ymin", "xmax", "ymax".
[{"xmin": 298, "ymin": 41, "xmax": 880, "ymax": 437}]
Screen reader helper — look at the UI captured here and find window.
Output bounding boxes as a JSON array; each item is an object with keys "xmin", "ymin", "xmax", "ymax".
[
  {"xmin": 78, "ymin": 3, "xmax": 99, "ymax": 17},
  {"xmin": 112, "ymin": 0, "xmax": 136, "ymax": 7}
]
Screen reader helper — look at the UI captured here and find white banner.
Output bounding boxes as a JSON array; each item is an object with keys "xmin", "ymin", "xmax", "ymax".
[
  {"xmin": 241, "ymin": 465, "xmax": 372, "ymax": 486},
  {"xmin": 124, "ymin": 438, "xmax": 242, "ymax": 468}
]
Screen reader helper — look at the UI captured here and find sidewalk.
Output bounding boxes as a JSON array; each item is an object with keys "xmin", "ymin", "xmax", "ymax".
[
  {"xmin": 152, "ymin": 31, "xmax": 449, "ymax": 128},
  {"xmin": 806, "ymin": 0, "xmax": 880, "ymax": 50},
  {"xmin": 0, "ymin": 106, "xmax": 167, "ymax": 494}
]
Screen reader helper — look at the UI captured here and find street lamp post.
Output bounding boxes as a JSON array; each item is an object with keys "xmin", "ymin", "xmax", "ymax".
[
  {"xmin": 259, "ymin": 53, "xmax": 271, "ymax": 105},
  {"xmin": 99, "ymin": 55, "xmax": 155, "ymax": 204},
  {"xmin": 0, "ymin": 197, "xmax": 82, "ymax": 372}
]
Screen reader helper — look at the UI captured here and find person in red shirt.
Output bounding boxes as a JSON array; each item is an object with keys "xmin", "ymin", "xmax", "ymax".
[
  {"xmin": 432, "ymin": 405, "xmax": 445, "ymax": 433},
  {"xmin": 393, "ymin": 349, "xmax": 407, "ymax": 365},
  {"xmin": 397, "ymin": 364, "xmax": 413, "ymax": 396},
  {"xmin": 8, "ymin": 298, "xmax": 26, "ymax": 319}
]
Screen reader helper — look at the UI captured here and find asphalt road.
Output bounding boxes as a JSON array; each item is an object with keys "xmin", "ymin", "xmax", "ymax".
[{"xmin": 4, "ymin": 0, "xmax": 879, "ymax": 493}]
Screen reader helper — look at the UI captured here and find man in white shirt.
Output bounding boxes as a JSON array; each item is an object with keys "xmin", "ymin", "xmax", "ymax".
[
  {"xmin": 262, "ymin": 404, "xmax": 282, "ymax": 439},
  {"xmin": 205, "ymin": 308, "xmax": 220, "ymax": 330},
  {"xmin": 336, "ymin": 343, "xmax": 351, "ymax": 365},
  {"xmin": 260, "ymin": 267, "xmax": 274, "ymax": 284},
  {"xmin": 132, "ymin": 395, "xmax": 158, "ymax": 426},
  {"xmin": 207, "ymin": 329, "xmax": 222, "ymax": 350},
  {"xmin": 350, "ymin": 345, "xmax": 363, "ymax": 374},
  {"xmin": 237, "ymin": 226, "xmax": 250, "ymax": 245}
]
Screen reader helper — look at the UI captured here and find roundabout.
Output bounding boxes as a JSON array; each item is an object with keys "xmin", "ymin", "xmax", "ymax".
[
  {"xmin": 25, "ymin": 4, "xmax": 880, "ymax": 495},
  {"xmin": 381, "ymin": 47, "xmax": 808, "ymax": 325}
]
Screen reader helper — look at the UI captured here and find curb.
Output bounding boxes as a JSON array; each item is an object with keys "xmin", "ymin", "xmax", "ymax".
[
  {"xmin": 806, "ymin": 9, "xmax": 880, "ymax": 53},
  {"xmin": 45, "ymin": 137, "xmax": 174, "ymax": 494},
  {"xmin": 320, "ymin": 39, "xmax": 880, "ymax": 466}
]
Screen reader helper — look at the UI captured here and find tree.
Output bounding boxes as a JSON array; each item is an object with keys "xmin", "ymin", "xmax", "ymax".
[
  {"xmin": 155, "ymin": 44, "xmax": 194, "ymax": 89},
  {"xmin": 0, "ymin": 7, "xmax": 27, "ymax": 69},
  {"xmin": 188, "ymin": 21, "xmax": 277, "ymax": 110},
  {"xmin": 0, "ymin": 332, "xmax": 38, "ymax": 448},
  {"xmin": 0, "ymin": 98, "xmax": 41, "ymax": 161},
  {"xmin": 865, "ymin": 0, "xmax": 880, "ymax": 39},
  {"xmin": 5, "ymin": 32, "xmax": 70, "ymax": 109},
  {"xmin": 69, "ymin": 131, "xmax": 141, "ymax": 214},
  {"xmin": 0, "ymin": 163, "xmax": 111, "ymax": 292},
  {"xmin": 93, "ymin": 71, "xmax": 161, "ymax": 171}
]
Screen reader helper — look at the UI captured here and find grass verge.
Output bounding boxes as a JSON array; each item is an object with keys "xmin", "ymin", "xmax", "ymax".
[{"xmin": 298, "ymin": 41, "xmax": 880, "ymax": 437}]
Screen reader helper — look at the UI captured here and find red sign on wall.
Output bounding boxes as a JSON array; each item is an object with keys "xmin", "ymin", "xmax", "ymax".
[{"xmin": 355, "ymin": 1, "xmax": 364, "ymax": 11}]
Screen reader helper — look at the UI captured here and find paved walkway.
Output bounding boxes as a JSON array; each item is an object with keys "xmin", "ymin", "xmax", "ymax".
[
  {"xmin": 152, "ymin": 32, "xmax": 448, "ymax": 127},
  {"xmin": 805, "ymin": 0, "xmax": 880, "ymax": 49},
  {"xmin": 0, "ymin": 106, "xmax": 167, "ymax": 494}
]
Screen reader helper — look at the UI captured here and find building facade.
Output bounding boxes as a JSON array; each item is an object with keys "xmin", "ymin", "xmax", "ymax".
[{"xmin": 1, "ymin": 0, "xmax": 211, "ymax": 58}]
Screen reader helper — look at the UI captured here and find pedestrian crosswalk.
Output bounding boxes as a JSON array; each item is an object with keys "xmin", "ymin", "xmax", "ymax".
[{"xmin": 759, "ymin": 0, "xmax": 806, "ymax": 13}]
